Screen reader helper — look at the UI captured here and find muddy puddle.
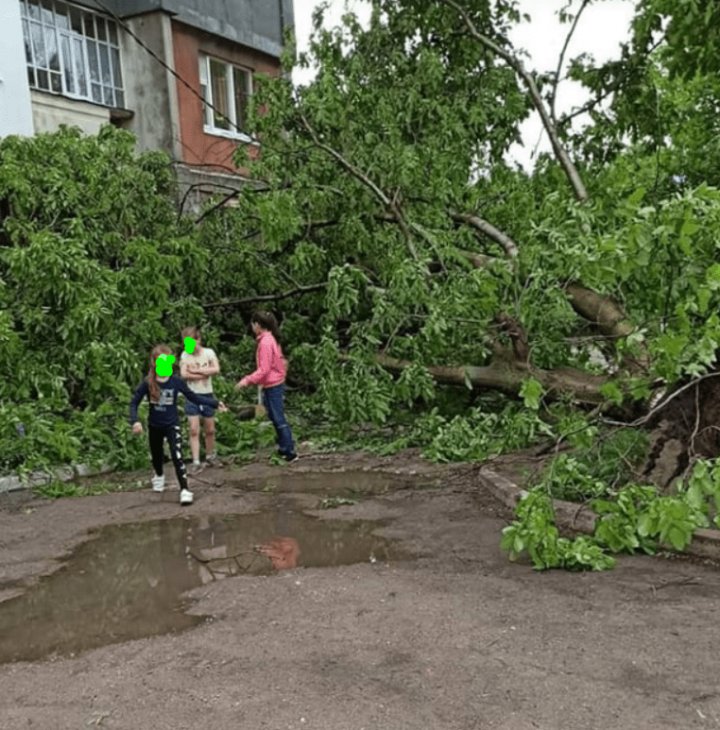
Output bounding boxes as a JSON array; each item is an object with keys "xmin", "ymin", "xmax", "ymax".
[
  {"xmin": 228, "ymin": 469, "xmax": 439, "ymax": 496},
  {"xmin": 0, "ymin": 509, "xmax": 404, "ymax": 665}
]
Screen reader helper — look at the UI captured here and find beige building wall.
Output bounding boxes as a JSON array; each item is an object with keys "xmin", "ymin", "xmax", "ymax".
[
  {"xmin": 31, "ymin": 91, "xmax": 110, "ymax": 136},
  {"xmin": 0, "ymin": 0, "xmax": 34, "ymax": 137}
]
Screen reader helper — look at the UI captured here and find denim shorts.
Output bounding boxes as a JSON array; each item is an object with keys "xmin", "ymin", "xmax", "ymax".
[{"xmin": 185, "ymin": 401, "xmax": 215, "ymax": 418}]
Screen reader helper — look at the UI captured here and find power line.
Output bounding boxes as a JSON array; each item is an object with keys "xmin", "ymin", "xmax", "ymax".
[{"xmin": 94, "ymin": 0, "xmax": 257, "ymax": 141}]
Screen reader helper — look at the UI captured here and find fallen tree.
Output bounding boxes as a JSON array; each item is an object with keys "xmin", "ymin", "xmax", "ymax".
[
  {"xmin": 4, "ymin": 0, "xmax": 720, "ymax": 483},
  {"xmin": 372, "ymin": 353, "xmax": 609, "ymax": 406},
  {"xmin": 202, "ymin": 0, "xmax": 720, "ymax": 477}
]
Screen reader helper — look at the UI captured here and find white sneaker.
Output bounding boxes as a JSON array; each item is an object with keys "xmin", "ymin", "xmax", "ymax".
[
  {"xmin": 179, "ymin": 489, "xmax": 194, "ymax": 506},
  {"xmin": 151, "ymin": 474, "xmax": 165, "ymax": 492}
]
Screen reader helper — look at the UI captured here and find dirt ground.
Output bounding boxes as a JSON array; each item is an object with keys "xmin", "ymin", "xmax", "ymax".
[{"xmin": 2, "ymin": 449, "xmax": 720, "ymax": 730}]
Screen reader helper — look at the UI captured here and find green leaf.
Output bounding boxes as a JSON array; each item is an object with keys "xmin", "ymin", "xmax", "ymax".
[{"xmin": 519, "ymin": 377, "xmax": 544, "ymax": 410}]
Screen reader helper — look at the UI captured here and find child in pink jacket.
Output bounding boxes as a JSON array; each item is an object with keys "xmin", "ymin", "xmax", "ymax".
[{"xmin": 235, "ymin": 311, "xmax": 297, "ymax": 462}]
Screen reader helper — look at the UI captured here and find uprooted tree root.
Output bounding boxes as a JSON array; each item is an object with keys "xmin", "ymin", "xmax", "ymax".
[{"xmin": 642, "ymin": 372, "xmax": 720, "ymax": 490}]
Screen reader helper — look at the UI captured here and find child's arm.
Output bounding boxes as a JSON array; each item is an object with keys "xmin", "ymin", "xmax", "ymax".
[
  {"xmin": 180, "ymin": 360, "xmax": 206, "ymax": 381},
  {"xmin": 177, "ymin": 378, "xmax": 219, "ymax": 410},
  {"xmin": 187, "ymin": 352, "xmax": 220, "ymax": 377},
  {"xmin": 236, "ymin": 341, "xmax": 270, "ymax": 388},
  {"xmin": 129, "ymin": 381, "xmax": 148, "ymax": 427}
]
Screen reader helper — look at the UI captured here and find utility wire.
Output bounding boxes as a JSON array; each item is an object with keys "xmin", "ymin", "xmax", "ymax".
[{"xmin": 94, "ymin": 0, "xmax": 257, "ymax": 141}]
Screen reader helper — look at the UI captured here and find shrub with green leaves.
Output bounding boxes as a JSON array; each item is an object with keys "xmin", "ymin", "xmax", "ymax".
[
  {"xmin": 501, "ymin": 488, "xmax": 616, "ymax": 571},
  {"xmin": 422, "ymin": 403, "xmax": 554, "ymax": 463},
  {"xmin": 536, "ymin": 454, "xmax": 609, "ymax": 502},
  {"xmin": 504, "ymin": 459, "xmax": 720, "ymax": 572}
]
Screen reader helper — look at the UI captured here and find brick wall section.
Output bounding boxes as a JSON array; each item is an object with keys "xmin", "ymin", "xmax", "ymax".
[{"xmin": 171, "ymin": 20, "xmax": 281, "ymax": 172}]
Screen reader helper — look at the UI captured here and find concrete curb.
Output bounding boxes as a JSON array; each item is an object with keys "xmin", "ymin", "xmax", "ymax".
[
  {"xmin": 478, "ymin": 467, "xmax": 720, "ymax": 562},
  {"xmin": 0, "ymin": 463, "xmax": 113, "ymax": 494}
]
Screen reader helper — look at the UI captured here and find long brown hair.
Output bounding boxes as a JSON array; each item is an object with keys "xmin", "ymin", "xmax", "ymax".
[
  {"xmin": 147, "ymin": 344, "xmax": 173, "ymax": 402},
  {"xmin": 251, "ymin": 311, "xmax": 281, "ymax": 344}
]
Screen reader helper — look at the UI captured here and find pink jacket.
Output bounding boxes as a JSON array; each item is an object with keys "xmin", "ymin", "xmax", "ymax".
[{"xmin": 239, "ymin": 331, "xmax": 287, "ymax": 388}]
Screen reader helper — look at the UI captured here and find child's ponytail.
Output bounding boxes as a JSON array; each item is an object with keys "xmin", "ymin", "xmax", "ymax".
[{"xmin": 251, "ymin": 311, "xmax": 282, "ymax": 345}]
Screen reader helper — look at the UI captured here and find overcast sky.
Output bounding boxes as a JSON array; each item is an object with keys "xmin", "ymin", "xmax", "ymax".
[{"xmin": 291, "ymin": 0, "xmax": 635, "ymax": 169}]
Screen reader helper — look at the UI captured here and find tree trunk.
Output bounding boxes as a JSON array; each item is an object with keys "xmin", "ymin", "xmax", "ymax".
[
  {"xmin": 565, "ymin": 283, "xmax": 634, "ymax": 339},
  {"xmin": 374, "ymin": 353, "xmax": 609, "ymax": 405}
]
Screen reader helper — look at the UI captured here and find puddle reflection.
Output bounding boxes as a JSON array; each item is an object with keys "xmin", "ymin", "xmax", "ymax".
[{"xmin": 0, "ymin": 511, "xmax": 401, "ymax": 664}]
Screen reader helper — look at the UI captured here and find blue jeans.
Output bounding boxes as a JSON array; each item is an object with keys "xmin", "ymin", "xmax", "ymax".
[{"xmin": 262, "ymin": 384, "xmax": 295, "ymax": 457}]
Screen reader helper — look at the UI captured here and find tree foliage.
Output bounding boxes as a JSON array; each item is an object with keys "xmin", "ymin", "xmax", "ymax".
[{"xmin": 3, "ymin": 0, "xmax": 720, "ymax": 484}]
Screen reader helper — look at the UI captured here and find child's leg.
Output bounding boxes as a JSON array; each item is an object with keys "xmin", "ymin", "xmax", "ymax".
[
  {"xmin": 148, "ymin": 426, "xmax": 165, "ymax": 476},
  {"xmin": 203, "ymin": 416, "xmax": 216, "ymax": 458},
  {"xmin": 187, "ymin": 415, "xmax": 201, "ymax": 464},
  {"xmin": 263, "ymin": 385, "xmax": 296, "ymax": 457},
  {"xmin": 165, "ymin": 425, "xmax": 189, "ymax": 491}
]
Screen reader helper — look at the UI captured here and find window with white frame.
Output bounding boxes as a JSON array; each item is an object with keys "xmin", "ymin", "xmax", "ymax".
[
  {"xmin": 20, "ymin": 0, "xmax": 125, "ymax": 108},
  {"xmin": 199, "ymin": 55, "xmax": 252, "ymax": 138}
]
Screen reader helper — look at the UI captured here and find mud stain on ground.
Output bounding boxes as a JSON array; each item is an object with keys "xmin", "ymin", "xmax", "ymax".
[{"xmin": 225, "ymin": 469, "xmax": 441, "ymax": 496}]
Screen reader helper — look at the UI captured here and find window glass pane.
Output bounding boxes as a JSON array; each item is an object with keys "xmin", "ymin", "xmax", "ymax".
[
  {"xmin": 108, "ymin": 21, "xmax": 118, "ymax": 45},
  {"xmin": 45, "ymin": 26, "xmax": 60, "ymax": 71},
  {"xmin": 87, "ymin": 40, "xmax": 100, "ymax": 82},
  {"xmin": 27, "ymin": 0, "xmax": 41, "ymax": 21},
  {"xmin": 27, "ymin": 66, "xmax": 36, "ymax": 88},
  {"xmin": 110, "ymin": 48, "xmax": 122, "ymax": 89},
  {"xmin": 40, "ymin": 0, "xmax": 53, "ymax": 25},
  {"xmin": 234, "ymin": 67, "xmax": 250, "ymax": 130},
  {"xmin": 73, "ymin": 38, "xmax": 87, "ymax": 96},
  {"xmin": 91, "ymin": 82, "xmax": 102, "ymax": 103},
  {"xmin": 22, "ymin": 19, "xmax": 33, "ymax": 64},
  {"xmin": 96, "ymin": 17, "xmax": 107, "ymax": 42},
  {"xmin": 50, "ymin": 72, "xmax": 62, "ymax": 93},
  {"xmin": 209, "ymin": 59, "xmax": 230, "ymax": 130},
  {"xmin": 114, "ymin": 89, "xmax": 124, "ymax": 108},
  {"xmin": 103, "ymin": 87, "xmax": 113, "ymax": 106},
  {"xmin": 83, "ymin": 13, "xmax": 95, "ymax": 38},
  {"xmin": 98, "ymin": 43, "xmax": 113, "ymax": 86},
  {"xmin": 55, "ymin": 2, "xmax": 69, "ymax": 30},
  {"xmin": 61, "ymin": 34, "xmax": 74, "ymax": 93},
  {"xmin": 37, "ymin": 68, "xmax": 49, "ymax": 89},
  {"xmin": 69, "ymin": 6, "xmax": 82, "ymax": 33},
  {"xmin": 31, "ymin": 22, "xmax": 47, "ymax": 69},
  {"xmin": 98, "ymin": 44, "xmax": 111, "ymax": 86}
]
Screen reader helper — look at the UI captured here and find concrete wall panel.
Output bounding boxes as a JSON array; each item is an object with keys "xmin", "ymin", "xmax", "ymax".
[
  {"xmin": 0, "ymin": 0, "xmax": 34, "ymax": 137},
  {"xmin": 31, "ymin": 91, "xmax": 109, "ymax": 135}
]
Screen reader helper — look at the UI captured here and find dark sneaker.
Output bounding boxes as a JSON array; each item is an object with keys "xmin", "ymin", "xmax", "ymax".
[{"xmin": 284, "ymin": 453, "xmax": 299, "ymax": 464}]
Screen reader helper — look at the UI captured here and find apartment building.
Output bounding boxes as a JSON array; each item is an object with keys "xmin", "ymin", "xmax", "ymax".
[{"xmin": 0, "ymin": 0, "xmax": 294, "ymax": 203}]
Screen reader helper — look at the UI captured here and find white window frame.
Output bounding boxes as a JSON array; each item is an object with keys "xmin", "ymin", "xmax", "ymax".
[
  {"xmin": 199, "ymin": 54, "xmax": 254, "ymax": 143},
  {"xmin": 20, "ymin": 0, "xmax": 125, "ymax": 109}
]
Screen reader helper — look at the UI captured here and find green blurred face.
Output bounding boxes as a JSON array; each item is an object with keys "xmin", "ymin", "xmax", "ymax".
[
  {"xmin": 184, "ymin": 337, "xmax": 197, "ymax": 354},
  {"xmin": 155, "ymin": 354, "xmax": 175, "ymax": 377}
]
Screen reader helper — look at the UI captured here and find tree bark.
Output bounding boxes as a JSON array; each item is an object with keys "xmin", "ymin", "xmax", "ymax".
[
  {"xmin": 565, "ymin": 283, "xmax": 635, "ymax": 339},
  {"xmin": 451, "ymin": 212, "xmax": 519, "ymax": 258},
  {"xmin": 440, "ymin": 0, "xmax": 589, "ymax": 203},
  {"xmin": 373, "ymin": 353, "xmax": 609, "ymax": 405}
]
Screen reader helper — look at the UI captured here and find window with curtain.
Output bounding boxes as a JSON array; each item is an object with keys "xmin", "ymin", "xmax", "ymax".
[
  {"xmin": 21, "ymin": 0, "xmax": 124, "ymax": 108},
  {"xmin": 199, "ymin": 54, "xmax": 253, "ymax": 139}
]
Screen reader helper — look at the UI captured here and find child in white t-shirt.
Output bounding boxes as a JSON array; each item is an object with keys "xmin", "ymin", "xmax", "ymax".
[{"xmin": 180, "ymin": 326, "xmax": 220, "ymax": 472}]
